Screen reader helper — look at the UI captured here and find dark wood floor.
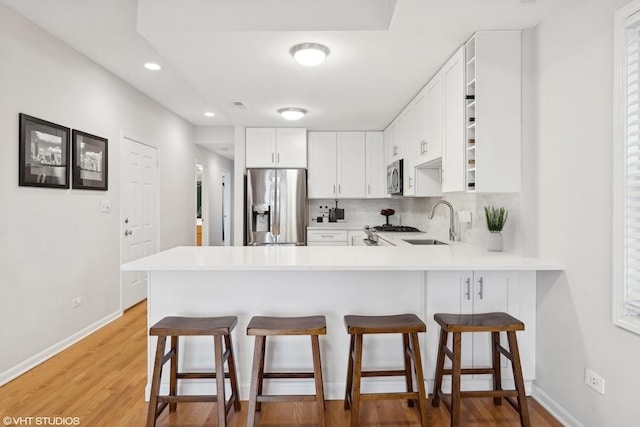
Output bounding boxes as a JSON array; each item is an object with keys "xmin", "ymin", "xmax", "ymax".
[{"xmin": 0, "ymin": 301, "xmax": 562, "ymax": 426}]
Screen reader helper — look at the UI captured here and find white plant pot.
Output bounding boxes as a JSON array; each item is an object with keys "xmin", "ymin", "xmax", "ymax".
[{"xmin": 486, "ymin": 231, "xmax": 503, "ymax": 252}]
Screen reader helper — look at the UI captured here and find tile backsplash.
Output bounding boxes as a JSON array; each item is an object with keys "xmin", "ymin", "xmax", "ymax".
[
  {"xmin": 398, "ymin": 193, "xmax": 522, "ymax": 253},
  {"xmin": 308, "ymin": 199, "xmax": 401, "ymax": 226},
  {"xmin": 309, "ymin": 193, "xmax": 521, "ymax": 253}
]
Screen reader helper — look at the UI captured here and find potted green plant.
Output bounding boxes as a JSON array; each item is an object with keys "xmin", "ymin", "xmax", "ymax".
[{"xmin": 484, "ymin": 206, "xmax": 508, "ymax": 252}]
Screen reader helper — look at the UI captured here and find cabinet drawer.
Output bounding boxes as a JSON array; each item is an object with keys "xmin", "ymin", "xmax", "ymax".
[{"xmin": 307, "ymin": 230, "xmax": 348, "ymax": 243}]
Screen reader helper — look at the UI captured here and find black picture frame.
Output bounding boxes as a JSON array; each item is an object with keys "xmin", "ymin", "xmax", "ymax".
[
  {"xmin": 19, "ymin": 113, "xmax": 71, "ymax": 189},
  {"xmin": 72, "ymin": 130, "xmax": 108, "ymax": 191}
]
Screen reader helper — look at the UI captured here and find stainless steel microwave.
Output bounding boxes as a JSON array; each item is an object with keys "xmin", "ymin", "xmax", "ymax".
[{"xmin": 387, "ymin": 159, "xmax": 403, "ymax": 195}]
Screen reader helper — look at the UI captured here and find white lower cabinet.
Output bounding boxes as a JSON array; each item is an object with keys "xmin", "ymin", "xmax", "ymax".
[
  {"xmin": 425, "ymin": 270, "xmax": 535, "ymax": 392},
  {"xmin": 306, "ymin": 229, "xmax": 348, "ymax": 246},
  {"xmin": 307, "ymin": 229, "xmax": 369, "ymax": 246},
  {"xmin": 347, "ymin": 230, "xmax": 367, "ymax": 246}
]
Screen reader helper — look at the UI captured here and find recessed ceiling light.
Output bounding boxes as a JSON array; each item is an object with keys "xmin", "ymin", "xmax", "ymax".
[
  {"xmin": 290, "ymin": 43, "xmax": 330, "ymax": 67},
  {"xmin": 204, "ymin": 112, "xmax": 215, "ymax": 117},
  {"xmin": 144, "ymin": 62, "xmax": 161, "ymax": 71},
  {"xmin": 278, "ymin": 107, "xmax": 307, "ymax": 121}
]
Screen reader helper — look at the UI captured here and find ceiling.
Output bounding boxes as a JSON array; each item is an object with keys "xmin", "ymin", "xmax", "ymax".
[{"xmin": 2, "ymin": 0, "xmax": 564, "ymax": 156}]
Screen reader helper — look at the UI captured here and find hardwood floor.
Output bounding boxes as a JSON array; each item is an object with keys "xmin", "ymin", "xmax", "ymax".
[{"xmin": 0, "ymin": 302, "xmax": 561, "ymax": 426}]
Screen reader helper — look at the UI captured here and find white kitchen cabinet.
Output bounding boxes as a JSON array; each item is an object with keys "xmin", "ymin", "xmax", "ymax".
[
  {"xmin": 465, "ymin": 31, "xmax": 521, "ymax": 193},
  {"xmin": 308, "ymin": 131, "xmax": 365, "ymax": 199},
  {"xmin": 442, "ymin": 47, "xmax": 466, "ymax": 193},
  {"xmin": 365, "ymin": 132, "xmax": 386, "ymax": 198},
  {"xmin": 307, "ymin": 132, "xmax": 337, "ymax": 199},
  {"xmin": 245, "ymin": 127, "xmax": 307, "ymax": 168},
  {"xmin": 306, "ymin": 229, "xmax": 348, "ymax": 246},
  {"xmin": 422, "ymin": 70, "xmax": 444, "ymax": 164},
  {"xmin": 347, "ymin": 230, "xmax": 367, "ymax": 246},
  {"xmin": 384, "ymin": 122, "xmax": 399, "ymax": 165},
  {"xmin": 337, "ymin": 132, "xmax": 366, "ymax": 198},
  {"xmin": 398, "ymin": 104, "xmax": 416, "ymax": 196},
  {"xmin": 425, "ymin": 270, "xmax": 535, "ymax": 390}
]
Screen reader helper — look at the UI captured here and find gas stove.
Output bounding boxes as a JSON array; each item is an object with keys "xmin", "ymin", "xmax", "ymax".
[
  {"xmin": 362, "ymin": 224, "xmax": 422, "ymax": 246},
  {"xmin": 372, "ymin": 224, "xmax": 421, "ymax": 232}
]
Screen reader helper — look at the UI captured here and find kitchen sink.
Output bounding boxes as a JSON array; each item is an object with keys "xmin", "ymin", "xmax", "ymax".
[{"xmin": 403, "ymin": 239, "xmax": 448, "ymax": 245}]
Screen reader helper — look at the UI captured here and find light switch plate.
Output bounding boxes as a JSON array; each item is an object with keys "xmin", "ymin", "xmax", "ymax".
[{"xmin": 100, "ymin": 200, "xmax": 111, "ymax": 213}]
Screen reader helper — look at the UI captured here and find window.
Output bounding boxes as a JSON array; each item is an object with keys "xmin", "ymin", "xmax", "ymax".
[{"xmin": 614, "ymin": 0, "xmax": 640, "ymax": 335}]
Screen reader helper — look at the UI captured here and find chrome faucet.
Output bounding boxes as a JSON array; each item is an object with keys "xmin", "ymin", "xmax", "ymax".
[{"xmin": 428, "ymin": 200, "xmax": 456, "ymax": 241}]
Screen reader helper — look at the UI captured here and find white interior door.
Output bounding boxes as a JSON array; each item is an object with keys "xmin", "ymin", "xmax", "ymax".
[
  {"xmin": 222, "ymin": 169, "xmax": 231, "ymax": 246},
  {"xmin": 121, "ymin": 137, "xmax": 158, "ymax": 310}
]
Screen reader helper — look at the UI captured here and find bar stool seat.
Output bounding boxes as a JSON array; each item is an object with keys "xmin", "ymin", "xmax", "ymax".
[
  {"xmin": 147, "ymin": 316, "xmax": 240, "ymax": 427},
  {"xmin": 246, "ymin": 315, "xmax": 327, "ymax": 427},
  {"xmin": 343, "ymin": 314, "xmax": 429, "ymax": 427},
  {"xmin": 432, "ymin": 312, "xmax": 530, "ymax": 427}
]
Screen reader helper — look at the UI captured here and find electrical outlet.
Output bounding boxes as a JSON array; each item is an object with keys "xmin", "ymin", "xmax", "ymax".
[
  {"xmin": 584, "ymin": 368, "xmax": 605, "ymax": 395},
  {"xmin": 72, "ymin": 297, "xmax": 82, "ymax": 308}
]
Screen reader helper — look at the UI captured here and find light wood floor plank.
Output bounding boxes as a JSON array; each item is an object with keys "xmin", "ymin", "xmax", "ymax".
[{"xmin": 0, "ymin": 301, "xmax": 562, "ymax": 426}]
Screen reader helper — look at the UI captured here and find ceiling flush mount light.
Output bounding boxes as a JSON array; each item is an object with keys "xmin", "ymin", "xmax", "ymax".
[
  {"xmin": 204, "ymin": 112, "xmax": 215, "ymax": 117},
  {"xmin": 144, "ymin": 62, "xmax": 161, "ymax": 71},
  {"xmin": 278, "ymin": 107, "xmax": 307, "ymax": 121},
  {"xmin": 290, "ymin": 43, "xmax": 330, "ymax": 66}
]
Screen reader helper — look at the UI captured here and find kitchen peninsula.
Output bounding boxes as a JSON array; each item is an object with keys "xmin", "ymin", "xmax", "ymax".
[{"xmin": 122, "ymin": 244, "xmax": 562, "ymax": 400}]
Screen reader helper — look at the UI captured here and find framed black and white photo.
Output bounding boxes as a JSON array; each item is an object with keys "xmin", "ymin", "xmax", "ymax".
[
  {"xmin": 72, "ymin": 130, "xmax": 108, "ymax": 191},
  {"xmin": 19, "ymin": 113, "xmax": 70, "ymax": 188}
]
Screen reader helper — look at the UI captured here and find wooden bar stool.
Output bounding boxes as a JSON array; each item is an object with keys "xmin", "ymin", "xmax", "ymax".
[
  {"xmin": 431, "ymin": 312, "xmax": 530, "ymax": 427},
  {"xmin": 146, "ymin": 316, "xmax": 241, "ymax": 427},
  {"xmin": 246, "ymin": 315, "xmax": 327, "ymax": 427},
  {"xmin": 343, "ymin": 314, "xmax": 429, "ymax": 427}
]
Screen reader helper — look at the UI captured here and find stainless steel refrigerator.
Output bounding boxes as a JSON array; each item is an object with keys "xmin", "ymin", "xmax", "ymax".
[{"xmin": 246, "ymin": 168, "xmax": 307, "ymax": 245}]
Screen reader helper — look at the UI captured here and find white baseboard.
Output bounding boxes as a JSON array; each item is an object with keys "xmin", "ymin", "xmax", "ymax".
[
  {"xmin": 532, "ymin": 384, "xmax": 584, "ymax": 427},
  {"xmin": 0, "ymin": 310, "xmax": 123, "ymax": 387}
]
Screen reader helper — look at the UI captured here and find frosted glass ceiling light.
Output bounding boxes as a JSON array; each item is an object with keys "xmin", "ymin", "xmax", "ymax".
[
  {"xmin": 290, "ymin": 43, "xmax": 330, "ymax": 66},
  {"xmin": 144, "ymin": 62, "xmax": 161, "ymax": 71},
  {"xmin": 204, "ymin": 112, "xmax": 215, "ymax": 117},
  {"xmin": 278, "ymin": 108, "xmax": 307, "ymax": 121}
]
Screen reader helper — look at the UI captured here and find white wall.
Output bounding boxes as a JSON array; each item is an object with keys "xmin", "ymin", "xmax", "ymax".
[
  {"xmin": 529, "ymin": 0, "xmax": 640, "ymax": 425},
  {"xmin": 0, "ymin": 5, "xmax": 197, "ymax": 382},
  {"xmin": 195, "ymin": 141, "xmax": 234, "ymax": 246}
]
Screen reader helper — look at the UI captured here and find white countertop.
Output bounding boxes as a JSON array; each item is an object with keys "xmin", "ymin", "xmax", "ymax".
[
  {"xmin": 307, "ymin": 222, "xmax": 368, "ymax": 230},
  {"xmin": 122, "ymin": 244, "xmax": 563, "ymax": 272}
]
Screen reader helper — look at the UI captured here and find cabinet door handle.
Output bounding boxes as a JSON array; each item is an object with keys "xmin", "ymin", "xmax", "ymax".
[
  {"xmin": 465, "ymin": 278, "xmax": 471, "ymax": 300},
  {"xmin": 367, "ymin": 184, "xmax": 371, "ymax": 194},
  {"xmin": 333, "ymin": 184, "xmax": 336, "ymax": 195},
  {"xmin": 271, "ymin": 153, "xmax": 275, "ymax": 163},
  {"xmin": 338, "ymin": 184, "xmax": 341, "ymax": 194},
  {"xmin": 277, "ymin": 152, "xmax": 280, "ymax": 163},
  {"xmin": 478, "ymin": 277, "xmax": 484, "ymax": 300}
]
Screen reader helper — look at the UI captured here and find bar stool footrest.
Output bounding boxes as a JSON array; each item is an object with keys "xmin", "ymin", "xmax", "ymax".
[
  {"xmin": 177, "ymin": 372, "xmax": 231, "ymax": 379},
  {"xmin": 361, "ymin": 369, "xmax": 407, "ymax": 377},
  {"xmin": 360, "ymin": 391, "xmax": 420, "ymax": 401},
  {"xmin": 263, "ymin": 372, "xmax": 315, "ymax": 379},
  {"xmin": 257, "ymin": 394, "xmax": 318, "ymax": 403},
  {"xmin": 158, "ymin": 395, "xmax": 219, "ymax": 403}
]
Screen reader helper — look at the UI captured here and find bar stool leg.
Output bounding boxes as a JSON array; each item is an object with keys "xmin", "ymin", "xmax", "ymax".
[
  {"xmin": 147, "ymin": 335, "xmax": 167, "ymax": 427},
  {"xmin": 344, "ymin": 334, "xmax": 355, "ymax": 410},
  {"xmin": 247, "ymin": 335, "xmax": 266, "ymax": 427},
  {"xmin": 402, "ymin": 333, "xmax": 415, "ymax": 408},
  {"xmin": 491, "ymin": 331, "xmax": 503, "ymax": 406},
  {"xmin": 451, "ymin": 332, "xmax": 462, "ymax": 427},
  {"xmin": 169, "ymin": 336, "xmax": 178, "ymax": 412},
  {"xmin": 507, "ymin": 331, "xmax": 531, "ymax": 427},
  {"xmin": 431, "ymin": 328, "xmax": 448, "ymax": 407},
  {"xmin": 255, "ymin": 337, "xmax": 267, "ymax": 412},
  {"xmin": 410, "ymin": 332, "xmax": 429, "ymax": 427},
  {"xmin": 224, "ymin": 334, "xmax": 241, "ymax": 412},
  {"xmin": 350, "ymin": 334, "xmax": 364, "ymax": 427},
  {"xmin": 311, "ymin": 335, "xmax": 326, "ymax": 427},
  {"xmin": 214, "ymin": 335, "xmax": 227, "ymax": 427}
]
